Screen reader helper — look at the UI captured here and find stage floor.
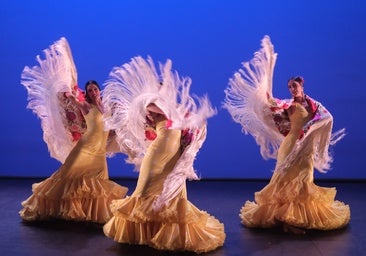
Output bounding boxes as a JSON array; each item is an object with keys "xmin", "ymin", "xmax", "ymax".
[{"xmin": 1, "ymin": 178, "xmax": 365, "ymax": 256}]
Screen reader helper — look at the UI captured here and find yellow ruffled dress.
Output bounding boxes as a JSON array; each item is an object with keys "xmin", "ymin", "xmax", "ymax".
[
  {"xmin": 20, "ymin": 105, "xmax": 128, "ymax": 223},
  {"xmin": 103, "ymin": 119, "xmax": 225, "ymax": 253},
  {"xmin": 240, "ymin": 103, "xmax": 350, "ymax": 230}
]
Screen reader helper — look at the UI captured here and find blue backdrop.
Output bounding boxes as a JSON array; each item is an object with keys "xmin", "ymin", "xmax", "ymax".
[{"xmin": 1, "ymin": 0, "xmax": 365, "ymax": 180}]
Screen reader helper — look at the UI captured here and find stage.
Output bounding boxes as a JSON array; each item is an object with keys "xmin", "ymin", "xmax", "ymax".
[{"xmin": 1, "ymin": 178, "xmax": 364, "ymax": 256}]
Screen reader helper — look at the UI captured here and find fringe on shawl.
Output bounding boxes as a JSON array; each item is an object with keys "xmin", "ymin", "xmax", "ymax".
[
  {"xmin": 102, "ymin": 56, "xmax": 216, "ymax": 167},
  {"xmin": 102, "ymin": 56, "xmax": 216, "ymax": 209},
  {"xmin": 21, "ymin": 37, "xmax": 79, "ymax": 163},
  {"xmin": 275, "ymin": 105, "xmax": 346, "ymax": 174},
  {"xmin": 152, "ymin": 125, "xmax": 208, "ymax": 211},
  {"xmin": 223, "ymin": 35, "xmax": 283, "ymax": 160},
  {"xmin": 223, "ymin": 35, "xmax": 346, "ymax": 174}
]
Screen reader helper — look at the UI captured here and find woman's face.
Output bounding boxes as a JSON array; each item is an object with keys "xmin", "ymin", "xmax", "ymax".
[
  {"xmin": 86, "ymin": 84, "xmax": 100, "ymax": 102},
  {"xmin": 288, "ymin": 80, "xmax": 304, "ymax": 98}
]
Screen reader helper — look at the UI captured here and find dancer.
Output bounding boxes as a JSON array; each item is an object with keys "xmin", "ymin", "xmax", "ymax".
[
  {"xmin": 224, "ymin": 35, "xmax": 350, "ymax": 234},
  {"xmin": 102, "ymin": 56, "xmax": 225, "ymax": 253},
  {"xmin": 19, "ymin": 38, "xmax": 128, "ymax": 224}
]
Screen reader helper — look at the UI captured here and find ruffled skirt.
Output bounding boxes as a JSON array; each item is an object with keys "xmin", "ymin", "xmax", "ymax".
[
  {"xmin": 103, "ymin": 196, "xmax": 225, "ymax": 253},
  {"xmin": 19, "ymin": 174, "xmax": 128, "ymax": 224},
  {"xmin": 240, "ymin": 175, "xmax": 350, "ymax": 230}
]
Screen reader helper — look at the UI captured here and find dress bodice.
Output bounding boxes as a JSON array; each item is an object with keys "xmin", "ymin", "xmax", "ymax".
[
  {"xmin": 132, "ymin": 119, "xmax": 181, "ymax": 197},
  {"xmin": 289, "ymin": 103, "xmax": 311, "ymax": 132},
  {"xmin": 79, "ymin": 105, "xmax": 109, "ymax": 155}
]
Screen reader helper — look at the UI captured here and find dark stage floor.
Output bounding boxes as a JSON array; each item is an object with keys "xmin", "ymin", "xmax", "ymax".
[{"xmin": 0, "ymin": 178, "xmax": 365, "ymax": 256}]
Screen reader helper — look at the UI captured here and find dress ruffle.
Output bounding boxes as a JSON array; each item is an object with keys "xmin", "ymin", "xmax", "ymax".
[
  {"xmin": 103, "ymin": 196, "xmax": 225, "ymax": 253},
  {"xmin": 240, "ymin": 174, "xmax": 350, "ymax": 230},
  {"xmin": 20, "ymin": 175, "xmax": 128, "ymax": 224}
]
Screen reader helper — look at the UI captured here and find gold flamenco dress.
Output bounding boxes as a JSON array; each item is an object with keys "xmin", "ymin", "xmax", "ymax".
[
  {"xmin": 240, "ymin": 103, "xmax": 350, "ymax": 230},
  {"xmin": 19, "ymin": 105, "xmax": 128, "ymax": 223},
  {"xmin": 103, "ymin": 119, "xmax": 225, "ymax": 253}
]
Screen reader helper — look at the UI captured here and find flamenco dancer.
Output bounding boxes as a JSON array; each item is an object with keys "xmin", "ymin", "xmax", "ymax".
[
  {"xmin": 224, "ymin": 35, "xmax": 350, "ymax": 234},
  {"xmin": 102, "ymin": 56, "xmax": 225, "ymax": 253},
  {"xmin": 20, "ymin": 38, "xmax": 128, "ymax": 224}
]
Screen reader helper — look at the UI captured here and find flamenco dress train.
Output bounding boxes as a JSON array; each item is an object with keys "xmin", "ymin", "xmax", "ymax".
[
  {"xmin": 103, "ymin": 119, "xmax": 225, "ymax": 253},
  {"xmin": 240, "ymin": 103, "xmax": 350, "ymax": 230},
  {"xmin": 19, "ymin": 105, "xmax": 128, "ymax": 223}
]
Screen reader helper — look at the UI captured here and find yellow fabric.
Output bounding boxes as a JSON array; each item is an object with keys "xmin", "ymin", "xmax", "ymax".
[
  {"xmin": 240, "ymin": 103, "xmax": 350, "ymax": 230},
  {"xmin": 20, "ymin": 106, "xmax": 128, "ymax": 223},
  {"xmin": 103, "ymin": 119, "xmax": 225, "ymax": 253}
]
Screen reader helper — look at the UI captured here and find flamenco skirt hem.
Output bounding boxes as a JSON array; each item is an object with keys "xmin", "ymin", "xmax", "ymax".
[
  {"xmin": 240, "ymin": 179, "xmax": 350, "ymax": 230},
  {"xmin": 19, "ymin": 176, "xmax": 128, "ymax": 224},
  {"xmin": 103, "ymin": 196, "xmax": 225, "ymax": 253}
]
